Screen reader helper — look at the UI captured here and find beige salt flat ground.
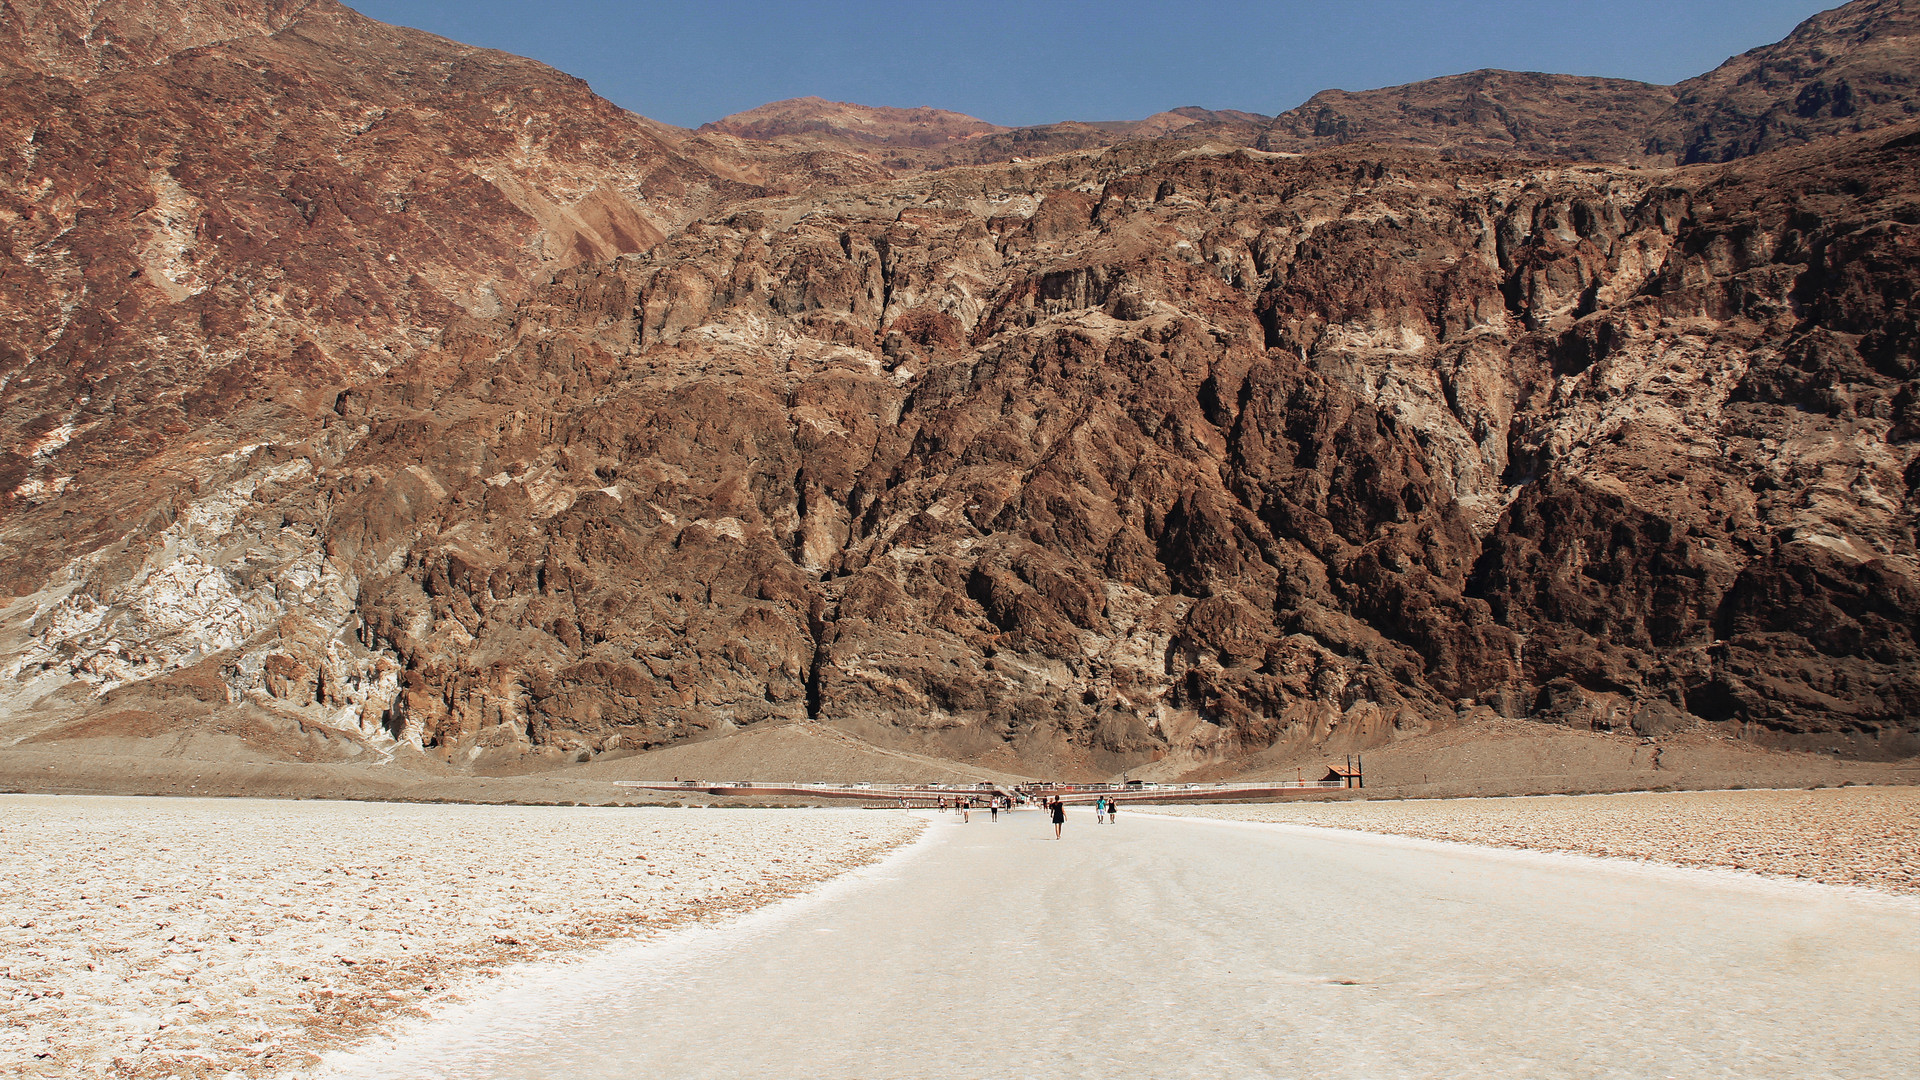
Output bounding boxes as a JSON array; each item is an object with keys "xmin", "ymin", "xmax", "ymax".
[
  {"xmin": 1150, "ymin": 786, "xmax": 1920, "ymax": 894},
  {"xmin": 322, "ymin": 807, "xmax": 1920, "ymax": 1080},
  {"xmin": 0, "ymin": 796, "xmax": 922, "ymax": 1079}
]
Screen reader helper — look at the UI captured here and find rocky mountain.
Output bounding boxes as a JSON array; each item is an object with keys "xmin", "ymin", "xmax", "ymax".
[
  {"xmin": 706, "ymin": 1, "xmax": 1920, "ymax": 173},
  {"xmin": 1655, "ymin": 0, "xmax": 1920, "ymax": 163},
  {"xmin": 1256, "ymin": 71, "xmax": 1678, "ymax": 163},
  {"xmin": 699, "ymin": 97, "xmax": 1010, "ymax": 148},
  {"xmin": 0, "ymin": 0, "xmax": 888, "ymax": 746},
  {"xmin": 702, "ymin": 99, "xmax": 1273, "ymax": 173},
  {"xmin": 2, "ymin": 0, "xmax": 1916, "ymax": 779},
  {"xmin": 1257, "ymin": 0, "xmax": 1920, "ymax": 164}
]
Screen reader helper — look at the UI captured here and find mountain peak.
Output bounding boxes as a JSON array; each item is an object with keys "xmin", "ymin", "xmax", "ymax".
[{"xmin": 699, "ymin": 97, "xmax": 1009, "ymax": 148}]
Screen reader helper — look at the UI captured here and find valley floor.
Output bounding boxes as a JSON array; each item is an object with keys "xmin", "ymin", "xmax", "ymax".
[
  {"xmin": 1150, "ymin": 786, "xmax": 1920, "ymax": 894},
  {"xmin": 0, "ymin": 798, "xmax": 922, "ymax": 1079},
  {"xmin": 5, "ymin": 787, "xmax": 1917, "ymax": 1077}
]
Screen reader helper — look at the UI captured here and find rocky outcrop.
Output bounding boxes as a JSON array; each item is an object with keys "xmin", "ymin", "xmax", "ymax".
[
  {"xmin": 0, "ymin": 0, "xmax": 875, "ymax": 751},
  {"xmin": 701, "ymin": 99, "xmax": 1274, "ymax": 175},
  {"xmin": 700, "ymin": 97, "xmax": 1011, "ymax": 148},
  {"xmin": 1257, "ymin": 71, "xmax": 1678, "ymax": 163},
  {"xmin": 14, "ymin": 123, "xmax": 1908, "ymax": 773},
  {"xmin": 3, "ymin": 1, "xmax": 1917, "ymax": 777},
  {"xmin": 1656, "ymin": 0, "xmax": 1920, "ymax": 163},
  {"xmin": 1256, "ymin": 0, "xmax": 1920, "ymax": 165}
]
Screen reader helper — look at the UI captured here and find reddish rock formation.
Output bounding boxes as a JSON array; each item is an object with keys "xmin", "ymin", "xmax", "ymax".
[
  {"xmin": 1655, "ymin": 0, "xmax": 1920, "ymax": 163},
  {"xmin": 1257, "ymin": 70, "xmax": 1678, "ymax": 163},
  {"xmin": 2, "ymin": 0, "xmax": 1916, "ymax": 779},
  {"xmin": 701, "ymin": 99, "xmax": 1273, "ymax": 175},
  {"xmin": 1257, "ymin": 0, "xmax": 1920, "ymax": 165},
  {"xmin": 701, "ymin": 97, "xmax": 1011, "ymax": 148}
]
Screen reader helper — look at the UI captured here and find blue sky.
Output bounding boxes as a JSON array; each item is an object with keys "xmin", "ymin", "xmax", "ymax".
[{"xmin": 348, "ymin": 1, "xmax": 1833, "ymax": 129}]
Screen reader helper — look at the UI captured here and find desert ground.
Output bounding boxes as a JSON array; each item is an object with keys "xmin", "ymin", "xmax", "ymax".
[
  {"xmin": 318, "ymin": 806, "xmax": 1920, "ymax": 1080},
  {"xmin": 0, "ymin": 797, "xmax": 923, "ymax": 1079},
  {"xmin": 4, "ymin": 719, "xmax": 1918, "ymax": 1078},
  {"xmin": 1150, "ymin": 786, "xmax": 1920, "ymax": 894}
]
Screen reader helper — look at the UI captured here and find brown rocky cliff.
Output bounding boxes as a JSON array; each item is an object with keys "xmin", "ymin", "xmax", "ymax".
[
  {"xmin": 700, "ymin": 97, "xmax": 1011, "ymax": 148},
  {"xmin": 4, "ymin": 1, "xmax": 1918, "ymax": 778},
  {"xmin": 1257, "ymin": 70, "xmax": 1678, "ymax": 163},
  {"xmin": 0, "ymin": 0, "xmax": 883, "ymax": 597},
  {"xmin": 0, "ymin": 0, "xmax": 881, "ymax": 745},
  {"xmin": 69, "ymin": 129, "xmax": 1905, "ymax": 774},
  {"xmin": 1654, "ymin": 0, "xmax": 1920, "ymax": 163},
  {"xmin": 1256, "ymin": 0, "xmax": 1920, "ymax": 165}
]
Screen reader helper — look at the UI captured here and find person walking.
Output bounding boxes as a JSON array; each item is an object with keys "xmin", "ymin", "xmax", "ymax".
[
  {"xmin": 961, "ymin": 798, "xmax": 970, "ymax": 823},
  {"xmin": 990, "ymin": 799, "xmax": 999, "ymax": 821},
  {"xmin": 1050, "ymin": 796, "xmax": 1065, "ymax": 839},
  {"xmin": 1108, "ymin": 797, "xmax": 1119, "ymax": 824},
  {"xmin": 1095, "ymin": 795, "xmax": 1107, "ymax": 824}
]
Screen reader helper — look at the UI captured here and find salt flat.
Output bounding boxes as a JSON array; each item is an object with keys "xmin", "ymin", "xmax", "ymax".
[
  {"xmin": 321, "ymin": 805, "xmax": 1920, "ymax": 1080},
  {"xmin": 0, "ymin": 796, "xmax": 921, "ymax": 1078},
  {"xmin": 1153, "ymin": 786, "xmax": 1920, "ymax": 893}
]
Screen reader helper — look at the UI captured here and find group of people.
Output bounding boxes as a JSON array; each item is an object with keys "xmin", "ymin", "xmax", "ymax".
[
  {"xmin": 935, "ymin": 795, "xmax": 1009, "ymax": 822},
  {"xmin": 1039, "ymin": 793, "xmax": 1119, "ymax": 838},
  {"xmin": 931, "ymin": 791, "xmax": 1122, "ymax": 838}
]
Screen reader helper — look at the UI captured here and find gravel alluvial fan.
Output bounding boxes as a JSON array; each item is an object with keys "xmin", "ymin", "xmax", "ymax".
[{"xmin": 0, "ymin": 0, "xmax": 1916, "ymax": 779}]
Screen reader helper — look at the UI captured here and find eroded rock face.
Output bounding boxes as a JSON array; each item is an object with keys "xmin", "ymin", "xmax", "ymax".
[
  {"xmin": 3, "ymin": 2, "xmax": 1917, "ymax": 776},
  {"xmin": 1257, "ymin": 71, "xmax": 1679, "ymax": 164},
  {"xmin": 700, "ymin": 97, "xmax": 1011, "ymax": 148},
  {"xmin": 14, "ymin": 126, "xmax": 1899, "ymax": 772},
  {"xmin": 0, "ymin": 0, "xmax": 879, "ymax": 750},
  {"xmin": 1656, "ymin": 0, "xmax": 1920, "ymax": 164},
  {"xmin": 1256, "ymin": 0, "xmax": 1920, "ymax": 166},
  {"xmin": 0, "ymin": 0, "xmax": 899, "ymax": 581}
]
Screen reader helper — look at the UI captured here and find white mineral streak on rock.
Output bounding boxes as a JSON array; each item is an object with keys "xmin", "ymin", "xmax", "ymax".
[
  {"xmin": 0, "ymin": 452, "xmax": 405, "ymax": 739},
  {"xmin": 133, "ymin": 170, "xmax": 210, "ymax": 302}
]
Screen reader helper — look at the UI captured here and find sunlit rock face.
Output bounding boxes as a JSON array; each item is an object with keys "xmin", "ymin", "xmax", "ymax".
[
  {"xmin": 1256, "ymin": 0, "xmax": 1920, "ymax": 165},
  {"xmin": 2, "ymin": 1, "xmax": 1916, "ymax": 775},
  {"xmin": 0, "ymin": 0, "xmax": 874, "ymax": 754}
]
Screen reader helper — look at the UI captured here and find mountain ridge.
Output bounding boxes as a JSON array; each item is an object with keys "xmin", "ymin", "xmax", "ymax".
[
  {"xmin": 696, "ymin": 0, "xmax": 1918, "ymax": 169},
  {"xmin": 1, "ymin": 0, "xmax": 1915, "ymax": 781}
]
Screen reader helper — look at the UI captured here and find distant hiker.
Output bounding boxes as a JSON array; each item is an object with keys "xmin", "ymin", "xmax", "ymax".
[{"xmin": 1050, "ymin": 797, "xmax": 1065, "ymax": 839}]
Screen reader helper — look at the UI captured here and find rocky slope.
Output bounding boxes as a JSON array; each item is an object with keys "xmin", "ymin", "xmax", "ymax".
[
  {"xmin": 699, "ymin": 97, "xmax": 1011, "ymax": 148},
  {"xmin": 1257, "ymin": 0, "xmax": 1920, "ymax": 164},
  {"xmin": 16, "ymin": 123, "xmax": 1914, "ymax": 776},
  {"xmin": 703, "ymin": 99, "xmax": 1273, "ymax": 174},
  {"xmin": 2, "ymin": 0, "xmax": 1917, "ymax": 779},
  {"xmin": 0, "ymin": 0, "xmax": 892, "ymax": 744},
  {"xmin": 1256, "ymin": 71, "xmax": 1678, "ymax": 163},
  {"xmin": 1655, "ymin": 0, "xmax": 1920, "ymax": 163}
]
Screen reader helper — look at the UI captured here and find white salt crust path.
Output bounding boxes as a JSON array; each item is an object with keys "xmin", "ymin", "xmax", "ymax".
[{"xmin": 306, "ymin": 806, "xmax": 1920, "ymax": 1080}]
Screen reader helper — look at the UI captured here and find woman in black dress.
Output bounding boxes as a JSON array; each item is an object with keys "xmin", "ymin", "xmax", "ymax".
[{"xmin": 1050, "ymin": 796, "xmax": 1065, "ymax": 839}]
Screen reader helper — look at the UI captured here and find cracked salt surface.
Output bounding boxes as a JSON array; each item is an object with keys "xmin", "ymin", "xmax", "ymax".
[
  {"xmin": 0, "ymin": 797, "xmax": 920, "ymax": 1078},
  {"xmin": 315, "ymin": 807, "xmax": 1920, "ymax": 1080}
]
